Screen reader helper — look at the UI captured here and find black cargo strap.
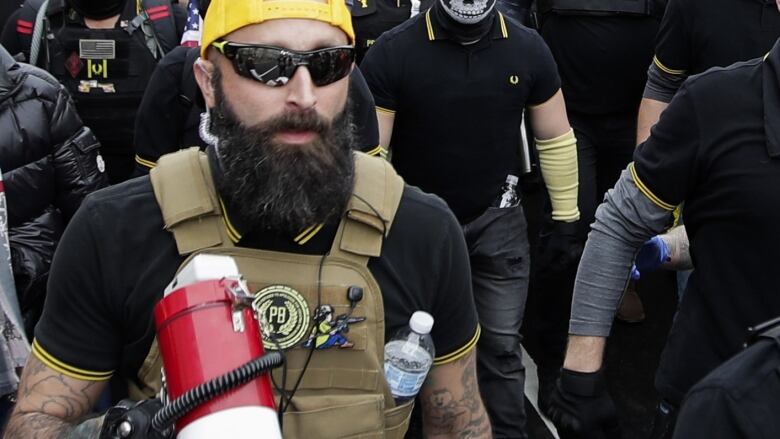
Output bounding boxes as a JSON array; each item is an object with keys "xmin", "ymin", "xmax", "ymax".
[
  {"xmin": 761, "ymin": 324, "xmax": 780, "ymax": 345},
  {"xmin": 745, "ymin": 316, "xmax": 780, "ymax": 347}
]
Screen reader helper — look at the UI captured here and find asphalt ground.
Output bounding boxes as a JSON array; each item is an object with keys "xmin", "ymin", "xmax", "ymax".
[{"xmin": 524, "ymin": 270, "xmax": 678, "ymax": 439}]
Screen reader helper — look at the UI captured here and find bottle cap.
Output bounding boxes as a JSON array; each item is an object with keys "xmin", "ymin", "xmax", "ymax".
[
  {"xmin": 506, "ymin": 175, "xmax": 519, "ymax": 186},
  {"xmin": 409, "ymin": 311, "xmax": 434, "ymax": 334}
]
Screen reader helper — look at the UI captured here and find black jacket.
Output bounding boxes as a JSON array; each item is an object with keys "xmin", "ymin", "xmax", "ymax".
[{"xmin": 0, "ymin": 44, "xmax": 107, "ymax": 337}]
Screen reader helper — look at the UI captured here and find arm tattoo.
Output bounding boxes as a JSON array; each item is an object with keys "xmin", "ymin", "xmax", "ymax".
[
  {"xmin": 4, "ymin": 359, "xmax": 104, "ymax": 439},
  {"xmin": 5, "ymin": 413, "xmax": 103, "ymax": 439},
  {"xmin": 422, "ymin": 353, "xmax": 491, "ymax": 438},
  {"xmin": 661, "ymin": 225, "xmax": 693, "ymax": 270}
]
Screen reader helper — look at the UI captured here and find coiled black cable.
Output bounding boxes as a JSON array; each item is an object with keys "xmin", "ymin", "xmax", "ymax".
[{"xmin": 151, "ymin": 351, "xmax": 285, "ymax": 432}]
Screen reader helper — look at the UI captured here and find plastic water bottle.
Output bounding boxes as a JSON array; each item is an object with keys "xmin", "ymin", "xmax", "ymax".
[
  {"xmin": 384, "ymin": 311, "xmax": 436, "ymax": 404},
  {"xmin": 494, "ymin": 175, "xmax": 520, "ymax": 208}
]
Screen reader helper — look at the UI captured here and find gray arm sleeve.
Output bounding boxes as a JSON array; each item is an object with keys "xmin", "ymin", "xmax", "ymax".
[
  {"xmin": 643, "ymin": 61, "xmax": 688, "ymax": 104},
  {"xmin": 569, "ymin": 168, "xmax": 675, "ymax": 337}
]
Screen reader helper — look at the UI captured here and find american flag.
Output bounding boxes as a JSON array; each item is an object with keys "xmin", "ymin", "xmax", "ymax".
[{"xmin": 180, "ymin": 0, "xmax": 202, "ymax": 48}]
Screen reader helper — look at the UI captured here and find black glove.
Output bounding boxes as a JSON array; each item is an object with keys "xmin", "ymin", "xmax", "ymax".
[
  {"xmin": 100, "ymin": 398, "xmax": 173, "ymax": 439},
  {"xmin": 546, "ymin": 368, "xmax": 621, "ymax": 439},
  {"xmin": 536, "ymin": 220, "xmax": 583, "ymax": 277}
]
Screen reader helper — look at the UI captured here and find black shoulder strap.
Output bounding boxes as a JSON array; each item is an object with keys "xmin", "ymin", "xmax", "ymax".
[
  {"xmin": 746, "ymin": 316, "xmax": 780, "ymax": 347},
  {"xmin": 136, "ymin": 0, "xmax": 180, "ymax": 54},
  {"xmin": 18, "ymin": 0, "xmax": 47, "ymax": 60},
  {"xmin": 761, "ymin": 324, "xmax": 780, "ymax": 346}
]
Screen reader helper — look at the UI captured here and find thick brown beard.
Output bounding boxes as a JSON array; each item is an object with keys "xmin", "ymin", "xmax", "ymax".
[{"xmin": 210, "ymin": 67, "xmax": 356, "ymax": 236}]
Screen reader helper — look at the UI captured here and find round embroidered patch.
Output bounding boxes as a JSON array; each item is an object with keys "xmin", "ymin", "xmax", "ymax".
[{"xmin": 253, "ymin": 285, "xmax": 310, "ymax": 350}]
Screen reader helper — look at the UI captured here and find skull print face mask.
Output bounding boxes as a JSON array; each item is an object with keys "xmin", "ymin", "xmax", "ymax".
[{"xmin": 439, "ymin": 0, "xmax": 496, "ymax": 24}]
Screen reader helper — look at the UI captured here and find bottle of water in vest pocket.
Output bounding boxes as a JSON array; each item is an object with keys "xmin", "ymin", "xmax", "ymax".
[
  {"xmin": 493, "ymin": 174, "xmax": 520, "ymax": 208},
  {"xmin": 384, "ymin": 311, "xmax": 436, "ymax": 404}
]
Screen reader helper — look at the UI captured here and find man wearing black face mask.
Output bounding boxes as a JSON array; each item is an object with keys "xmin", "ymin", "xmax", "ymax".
[
  {"xmin": 360, "ymin": 2, "xmax": 580, "ymax": 436},
  {"xmin": 1, "ymin": 0, "xmax": 186, "ymax": 184}
]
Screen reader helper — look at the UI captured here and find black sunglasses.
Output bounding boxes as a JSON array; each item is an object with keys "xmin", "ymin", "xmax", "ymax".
[{"xmin": 212, "ymin": 40, "xmax": 355, "ymax": 87}]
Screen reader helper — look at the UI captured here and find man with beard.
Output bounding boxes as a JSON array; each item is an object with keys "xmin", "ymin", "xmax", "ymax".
[
  {"xmin": 360, "ymin": 0, "xmax": 580, "ymax": 436},
  {"xmin": 3, "ymin": 0, "xmax": 491, "ymax": 437}
]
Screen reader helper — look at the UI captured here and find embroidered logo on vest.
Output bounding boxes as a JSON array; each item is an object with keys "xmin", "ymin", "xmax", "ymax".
[
  {"xmin": 302, "ymin": 305, "xmax": 366, "ymax": 350},
  {"xmin": 253, "ymin": 285, "xmax": 311, "ymax": 350}
]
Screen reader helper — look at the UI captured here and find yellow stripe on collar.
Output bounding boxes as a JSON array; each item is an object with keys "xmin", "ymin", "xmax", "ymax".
[
  {"xmin": 425, "ymin": 9, "xmax": 435, "ymax": 41},
  {"xmin": 219, "ymin": 199, "xmax": 243, "ymax": 243}
]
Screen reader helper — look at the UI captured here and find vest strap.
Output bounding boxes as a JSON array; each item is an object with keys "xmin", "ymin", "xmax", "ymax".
[
  {"xmin": 329, "ymin": 152, "xmax": 405, "ymax": 265},
  {"xmin": 150, "ymin": 147, "xmax": 227, "ymax": 254}
]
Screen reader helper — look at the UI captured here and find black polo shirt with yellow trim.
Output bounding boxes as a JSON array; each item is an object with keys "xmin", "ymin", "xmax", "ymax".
[
  {"xmin": 631, "ymin": 42, "xmax": 780, "ymax": 402},
  {"xmin": 360, "ymin": 11, "xmax": 561, "ymax": 222},
  {"xmin": 653, "ymin": 0, "xmax": 780, "ymax": 79},
  {"xmin": 32, "ymin": 148, "xmax": 479, "ymax": 383}
]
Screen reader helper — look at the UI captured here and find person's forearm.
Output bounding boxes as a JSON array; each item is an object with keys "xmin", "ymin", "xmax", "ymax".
[
  {"xmin": 4, "ymin": 412, "xmax": 103, "ymax": 439},
  {"xmin": 636, "ymin": 98, "xmax": 669, "ymax": 145},
  {"xmin": 563, "ymin": 335, "xmax": 606, "ymax": 372},
  {"xmin": 660, "ymin": 225, "xmax": 693, "ymax": 270},
  {"xmin": 568, "ymin": 168, "xmax": 674, "ymax": 351}
]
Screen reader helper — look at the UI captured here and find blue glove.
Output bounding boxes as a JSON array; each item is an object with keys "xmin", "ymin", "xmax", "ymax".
[{"xmin": 630, "ymin": 236, "xmax": 669, "ymax": 280}]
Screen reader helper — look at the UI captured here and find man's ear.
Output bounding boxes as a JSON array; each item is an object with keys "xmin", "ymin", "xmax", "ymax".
[{"xmin": 194, "ymin": 58, "xmax": 217, "ymax": 108}]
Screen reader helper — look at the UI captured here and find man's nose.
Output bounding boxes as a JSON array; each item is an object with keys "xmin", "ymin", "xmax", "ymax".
[{"xmin": 285, "ymin": 66, "xmax": 318, "ymax": 111}]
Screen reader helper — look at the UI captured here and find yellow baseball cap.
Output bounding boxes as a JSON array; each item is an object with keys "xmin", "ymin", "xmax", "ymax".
[{"xmin": 201, "ymin": 0, "xmax": 355, "ymax": 58}]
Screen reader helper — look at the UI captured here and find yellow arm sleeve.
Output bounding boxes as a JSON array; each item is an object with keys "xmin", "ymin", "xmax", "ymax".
[{"xmin": 535, "ymin": 129, "xmax": 580, "ymax": 222}]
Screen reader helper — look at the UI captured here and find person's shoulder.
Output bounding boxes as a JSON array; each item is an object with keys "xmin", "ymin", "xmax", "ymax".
[
  {"xmin": 392, "ymin": 185, "xmax": 460, "ymax": 239},
  {"xmin": 81, "ymin": 176, "xmax": 159, "ymax": 219},
  {"xmin": 500, "ymin": 14, "xmax": 548, "ymax": 49},
  {"xmin": 373, "ymin": 11, "xmax": 427, "ymax": 46},
  {"xmin": 10, "ymin": 62, "xmax": 64, "ymax": 103},
  {"xmin": 682, "ymin": 56, "xmax": 762, "ymax": 97},
  {"xmin": 501, "ymin": 13, "xmax": 539, "ymax": 39},
  {"xmin": 157, "ymin": 45, "xmax": 193, "ymax": 69}
]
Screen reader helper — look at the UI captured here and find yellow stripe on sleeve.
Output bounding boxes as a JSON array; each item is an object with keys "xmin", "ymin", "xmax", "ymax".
[
  {"xmin": 653, "ymin": 56, "xmax": 686, "ymax": 76},
  {"xmin": 32, "ymin": 340, "xmax": 113, "ymax": 381},
  {"xmin": 135, "ymin": 155, "xmax": 157, "ymax": 170},
  {"xmin": 629, "ymin": 163, "xmax": 676, "ymax": 211},
  {"xmin": 433, "ymin": 325, "xmax": 480, "ymax": 366},
  {"xmin": 376, "ymin": 106, "xmax": 396, "ymax": 115}
]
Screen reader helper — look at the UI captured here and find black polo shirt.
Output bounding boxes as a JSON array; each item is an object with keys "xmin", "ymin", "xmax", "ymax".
[
  {"xmin": 351, "ymin": 0, "xmax": 435, "ymax": 64},
  {"xmin": 32, "ymin": 150, "xmax": 479, "ymax": 384},
  {"xmin": 673, "ymin": 332, "xmax": 780, "ymax": 438},
  {"xmin": 653, "ymin": 0, "xmax": 780, "ymax": 77},
  {"xmin": 540, "ymin": 14, "xmax": 659, "ymax": 114},
  {"xmin": 631, "ymin": 41, "xmax": 780, "ymax": 403},
  {"xmin": 134, "ymin": 46, "xmax": 383, "ymax": 173},
  {"xmin": 360, "ymin": 11, "xmax": 561, "ymax": 222}
]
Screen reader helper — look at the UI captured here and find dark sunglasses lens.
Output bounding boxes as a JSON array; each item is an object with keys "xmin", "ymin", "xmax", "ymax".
[
  {"xmin": 235, "ymin": 46, "xmax": 294, "ymax": 87},
  {"xmin": 307, "ymin": 48, "xmax": 354, "ymax": 86},
  {"xmin": 232, "ymin": 45, "xmax": 354, "ymax": 87}
]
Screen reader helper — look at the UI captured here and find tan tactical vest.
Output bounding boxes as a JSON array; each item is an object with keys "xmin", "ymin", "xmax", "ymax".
[{"xmin": 130, "ymin": 148, "xmax": 412, "ymax": 438}]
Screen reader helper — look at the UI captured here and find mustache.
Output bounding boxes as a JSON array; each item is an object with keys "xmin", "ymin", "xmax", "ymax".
[{"xmin": 263, "ymin": 109, "xmax": 330, "ymax": 136}]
